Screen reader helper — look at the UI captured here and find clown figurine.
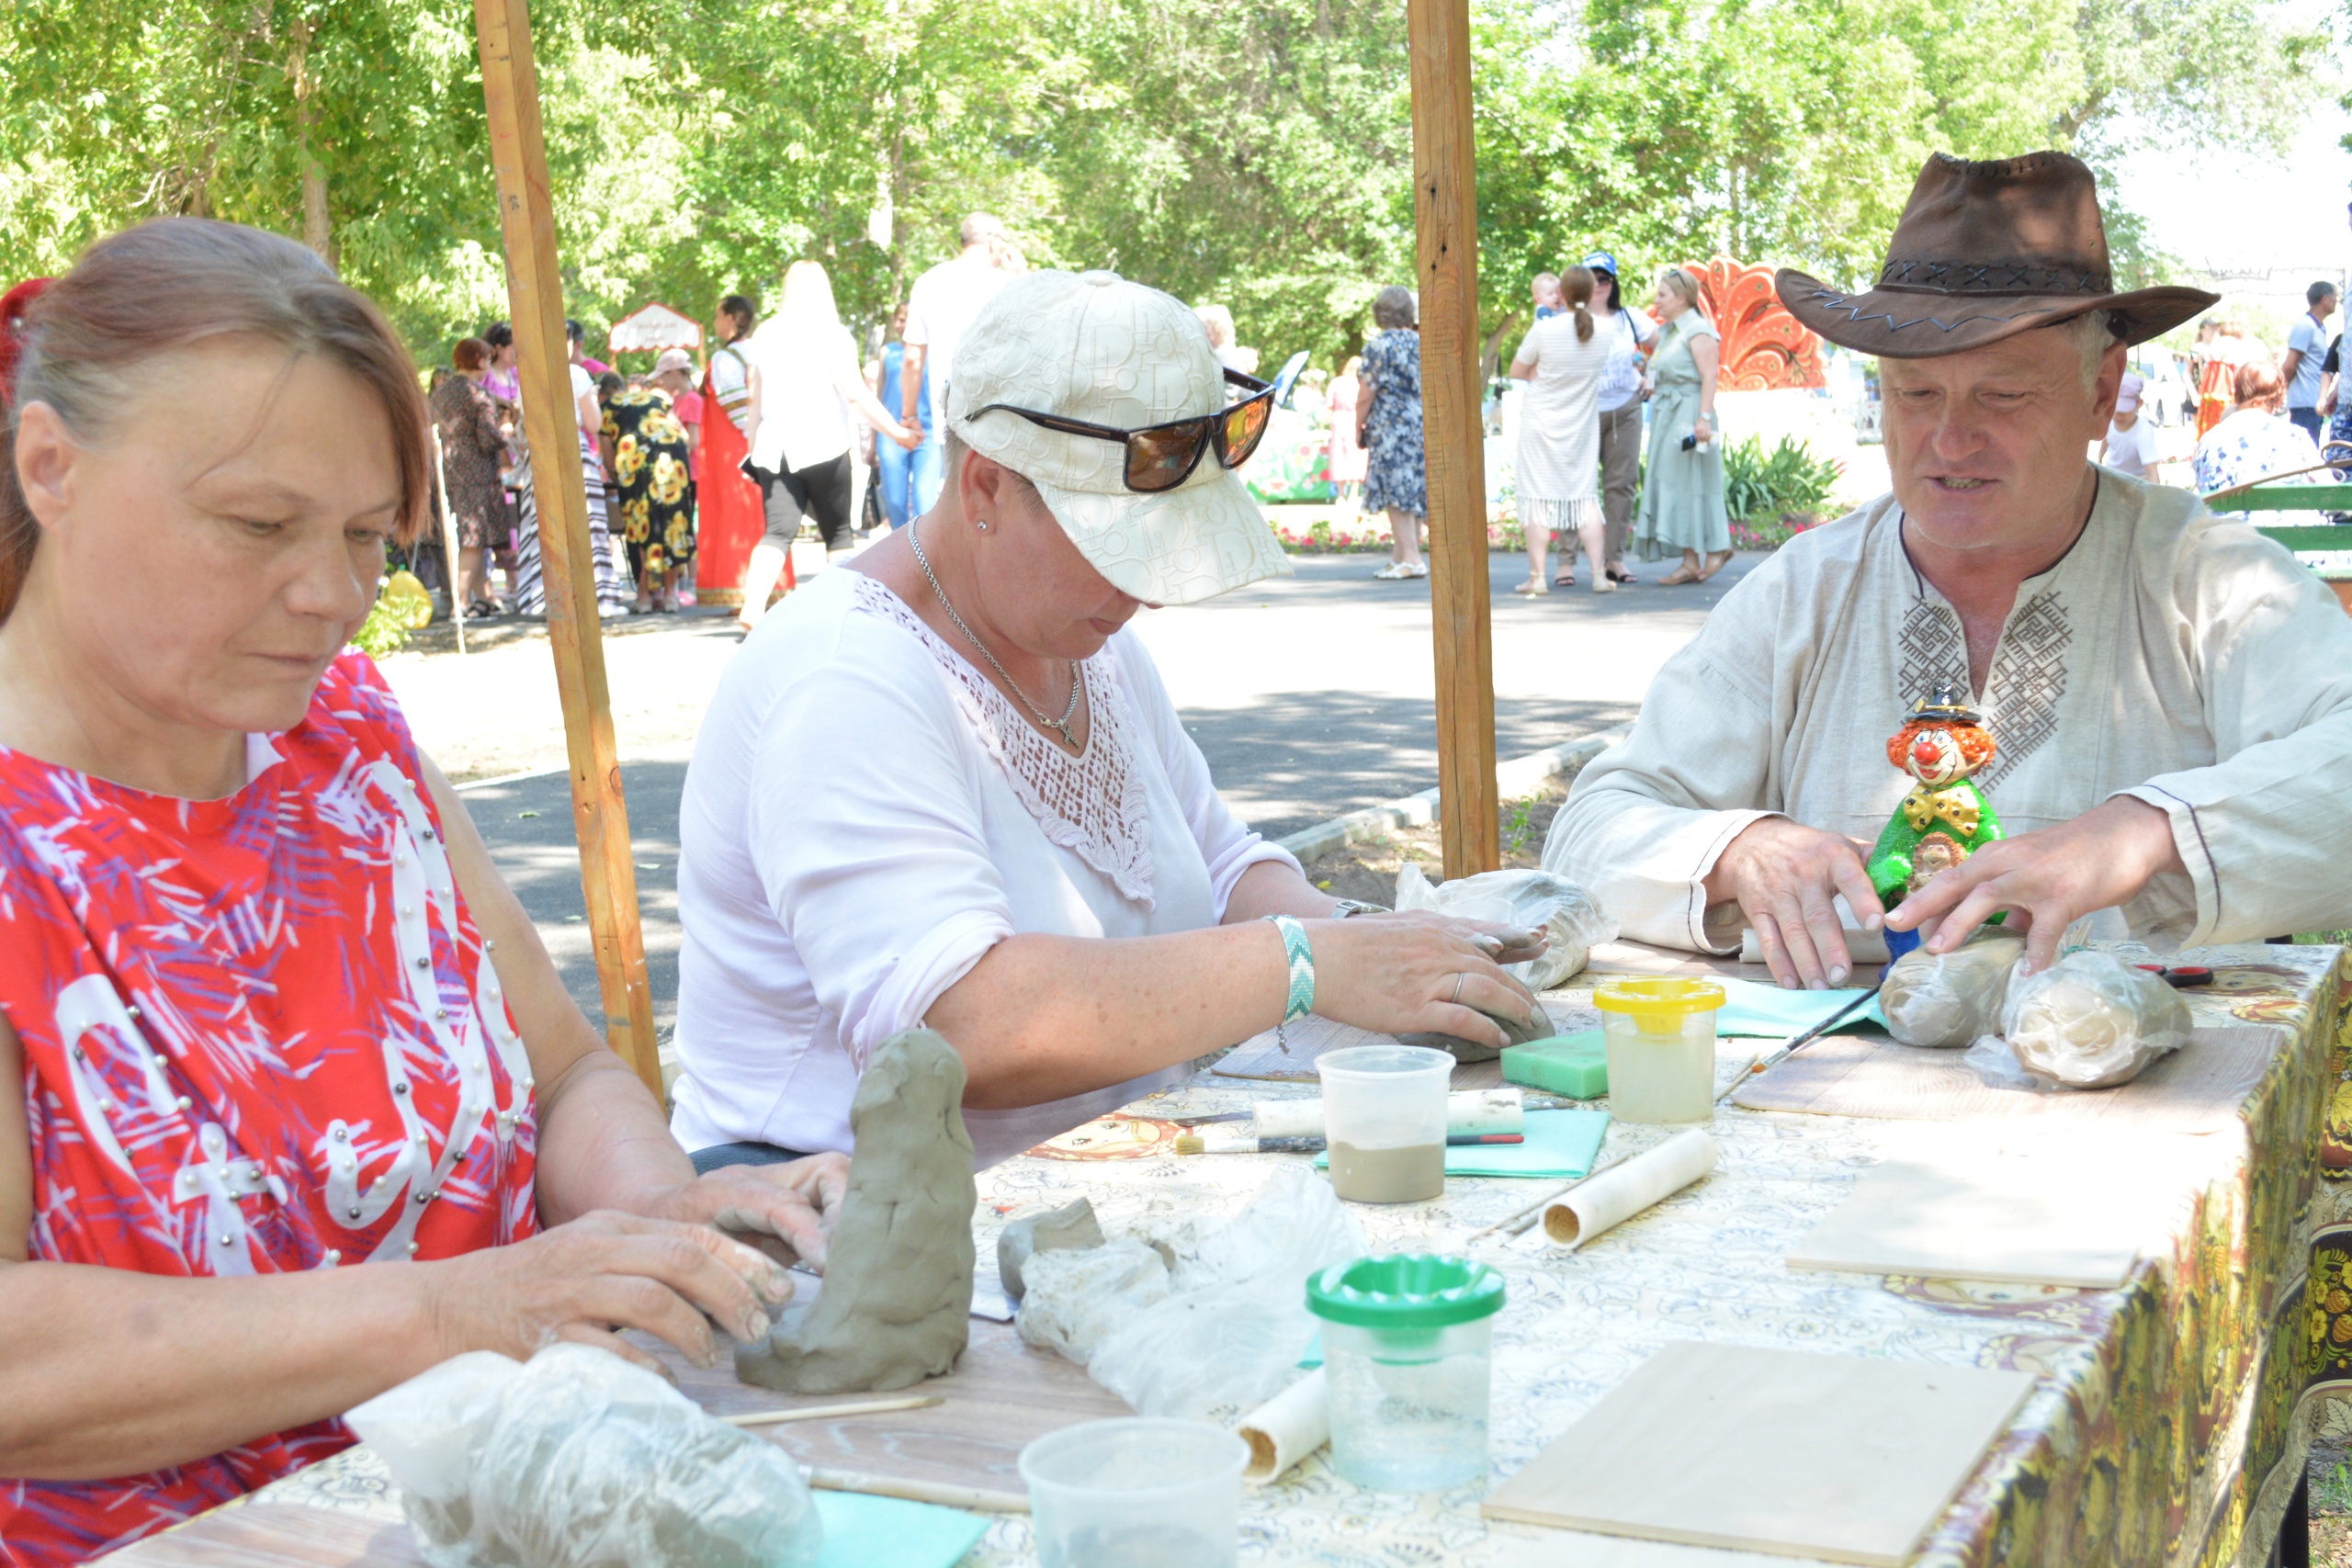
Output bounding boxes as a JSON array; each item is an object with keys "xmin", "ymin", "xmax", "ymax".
[{"xmin": 1866, "ymin": 683, "xmax": 2005, "ymax": 957}]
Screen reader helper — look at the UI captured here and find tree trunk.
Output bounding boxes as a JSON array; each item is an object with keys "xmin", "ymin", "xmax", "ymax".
[
  {"xmin": 1478, "ymin": 307, "xmax": 1523, "ymax": 385},
  {"xmin": 287, "ymin": 14, "xmax": 334, "ymax": 265}
]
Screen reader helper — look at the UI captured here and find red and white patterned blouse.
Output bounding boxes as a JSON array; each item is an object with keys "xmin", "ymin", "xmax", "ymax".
[{"xmin": 0, "ymin": 653, "xmax": 538, "ymax": 1565}]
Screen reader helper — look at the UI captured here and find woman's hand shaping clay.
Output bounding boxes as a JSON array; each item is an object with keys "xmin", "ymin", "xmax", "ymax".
[
  {"xmin": 1305, "ymin": 911, "xmax": 1545, "ymax": 1049},
  {"xmin": 639, "ymin": 1152, "xmax": 850, "ymax": 1269},
  {"xmin": 424, "ymin": 1210, "xmax": 797, "ymax": 1376}
]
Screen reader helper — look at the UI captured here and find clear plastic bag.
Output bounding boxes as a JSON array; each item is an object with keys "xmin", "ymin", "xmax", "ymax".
[
  {"xmin": 1393, "ymin": 864, "xmax": 1616, "ymax": 990},
  {"xmin": 1015, "ymin": 1166, "xmax": 1367, "ymax": 1418},
  {"xmin": 1881, "ymin": 931, "xmax": 2026, "ymax": 1048},
  {"xmin": 1997, "ymin": 950, "xmax": 2194, "ymax": 1089},
  {"xmin": 345, "ymin": 1344, "xmax": 823, "ymax": 1568}
]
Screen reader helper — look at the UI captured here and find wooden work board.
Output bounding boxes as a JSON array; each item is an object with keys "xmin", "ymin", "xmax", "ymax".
[
  {"xmin": 1731, "ymin": 1024, "xmax": 2284, "ymax": 1132},
  {"xmin": 96, "ymin": 1315, "xmax": 1126, "ymax": 1565}
]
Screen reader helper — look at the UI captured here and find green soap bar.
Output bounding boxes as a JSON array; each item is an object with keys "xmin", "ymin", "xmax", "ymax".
[{"xmin": 1502, "ymin": 1031, "xmax": 1609, "ymax": 1098}]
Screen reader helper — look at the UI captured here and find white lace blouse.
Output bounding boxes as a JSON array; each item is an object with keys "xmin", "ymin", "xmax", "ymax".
[{"xmin": 670, "ymin": 569, "xmax": 1296, "ymax": 1167}]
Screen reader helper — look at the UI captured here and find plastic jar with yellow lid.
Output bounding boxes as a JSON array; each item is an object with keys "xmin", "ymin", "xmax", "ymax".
[{"xmin": 1592, "ymin": 978, "xmax": 1724, "ymax": 1123}]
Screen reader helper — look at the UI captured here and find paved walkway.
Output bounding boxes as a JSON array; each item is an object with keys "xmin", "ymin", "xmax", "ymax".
[{"xmin": 402, "ymin": 546, "xmax": 1759, "ymax": 1032}]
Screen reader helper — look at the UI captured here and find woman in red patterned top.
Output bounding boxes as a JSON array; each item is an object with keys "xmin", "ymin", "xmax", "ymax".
[{"xmin": 0, "ymin": 220, "xmax": 845, "ymax": 1565}]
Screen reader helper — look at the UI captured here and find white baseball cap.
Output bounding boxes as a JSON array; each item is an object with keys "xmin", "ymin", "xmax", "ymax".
[
  {"xmin": 2115, "ymin": 370, "xmax": 2143, "ymax": 412},
  {"xmin": 945, "ymin": 269, "xmax": 1291, "ymax": 605}
]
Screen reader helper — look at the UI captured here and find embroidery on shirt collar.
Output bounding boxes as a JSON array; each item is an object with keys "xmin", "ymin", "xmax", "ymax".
[{"xmin": 852, "ymin": 573, "xmax": 1156, "ymax": 908}]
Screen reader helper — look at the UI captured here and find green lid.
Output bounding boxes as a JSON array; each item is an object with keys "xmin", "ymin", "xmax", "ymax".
[{"xmin": 1306, "ymin": 1254, "xmax": 1505, "ymax": 1328}]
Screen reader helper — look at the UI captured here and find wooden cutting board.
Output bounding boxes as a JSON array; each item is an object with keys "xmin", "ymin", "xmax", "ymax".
[
  {"xmin": 1730, "ymin": 1024, "xmax": 2283, "ymax": 1131},
  {"xmin": 99, "ymin": 1504, "xmax": 426, "ymax": 1566},
  {"xmin": 1481, "ymin": 1341, "xmax": 2034, "ymax": 1565}
]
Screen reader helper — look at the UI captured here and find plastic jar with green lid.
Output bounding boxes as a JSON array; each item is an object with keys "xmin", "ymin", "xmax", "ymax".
[
  {"xmin": 1306, "ymin": 1255, "xmax": 1505, "ymax": 1491},
  {"xmin": 1593, "ymin": 978, "xmax": 1724, "ymax": 1123}
]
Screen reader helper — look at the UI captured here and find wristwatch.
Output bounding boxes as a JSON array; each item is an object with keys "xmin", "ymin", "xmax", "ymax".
[{"xmin": 1329, "ymin": 899, "xmax": 1389, "ymax": 919}]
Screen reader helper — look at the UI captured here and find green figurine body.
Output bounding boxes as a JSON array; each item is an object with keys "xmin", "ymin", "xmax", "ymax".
[{"xmin": 1867, "ymin": 686, "xmax": 2004, "ymax": 957}]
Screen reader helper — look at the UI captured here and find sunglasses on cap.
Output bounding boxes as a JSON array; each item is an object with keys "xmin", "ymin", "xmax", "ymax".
[{"xmin": 970, "ymin": 368, "xmax": 1277, "ymax": 494}]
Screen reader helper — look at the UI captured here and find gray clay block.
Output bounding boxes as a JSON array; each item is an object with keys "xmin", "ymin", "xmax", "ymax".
[
  {"xmin": 996, "ymin": 1197, "xmax": 1106, "ymax": 1301},
  {"xmin": 1406, "ymin": 1001, "xmax": 1551, "ymax": 1064},
  {"xmin": 736, "ymin": 1029, "xmax": 977, "ymax": 1394}
]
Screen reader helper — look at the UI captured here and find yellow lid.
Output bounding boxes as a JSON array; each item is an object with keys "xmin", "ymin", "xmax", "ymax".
[{"xmin": 1592, "ymin": 977, "xmax": 1725, "ymax": 1020}]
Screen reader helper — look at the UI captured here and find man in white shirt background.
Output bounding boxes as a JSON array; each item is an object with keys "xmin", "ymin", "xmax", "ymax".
[
  {"xmin": 2283, "ymin": 280, "xmax": 2337, "ymax": 443},
  {"xmin": 900, "ymin": 213, "xmax": 1012, "ymax": 515}
]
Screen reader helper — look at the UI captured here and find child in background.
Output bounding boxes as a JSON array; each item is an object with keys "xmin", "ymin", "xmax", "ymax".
[{"xmin": 2099, "ymin": 372, "xmax": 2159, "ymax": 480}]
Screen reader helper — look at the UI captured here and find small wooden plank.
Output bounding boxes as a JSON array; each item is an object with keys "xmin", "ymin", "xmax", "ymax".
[
  {"xmin": 472, "ymin": 0, "xmax": 659, "ymax": 1093},
  {"xmin": 662, "ymin": 1314, "xmax": 1131, "ymax": 1497},
  {"xmin": 1481, "ymin": 1342, "xmax": 2034, "ymax": 1564},
  {"xmin": 1787, "ymin": 1148, "xmax": 2167, "ymax": 1288},
  {"xmin": 1406, "ymin": 0, "xmax": 1498, "ymax": 880},
  {"xmin": 1731, "ymin": 1024, "xmax": 2282, "ymax": 1132},
  {"xmin": 98, "ymin": 1504, "xmax": 426, "ymax": 1566}
]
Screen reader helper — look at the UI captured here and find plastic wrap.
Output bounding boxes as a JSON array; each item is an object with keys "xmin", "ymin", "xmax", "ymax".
[
  {"xmin": 345, "ymin": 1344, "xmax": 822, "ymax": 1568},
  {"xmin": 1880, "ymin": 931, "xmax": 2027, "ymax": 1048},
  {"xmin": 1015, "ymin": 1166, "xmax": 1366, "ymax": 1418},
  {"xmin": 1996, "ymin": 950, "xmax": 2194, "ymax": 1089},
  {"xmin": 1393, "ymin": 864, "xmax": 1617, "ymax": 989}
]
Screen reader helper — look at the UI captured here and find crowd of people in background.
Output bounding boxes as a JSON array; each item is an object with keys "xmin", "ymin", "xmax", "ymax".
[{"xmin": 413, "ymin": 237, "xmax": 2342, "ymax": 632}]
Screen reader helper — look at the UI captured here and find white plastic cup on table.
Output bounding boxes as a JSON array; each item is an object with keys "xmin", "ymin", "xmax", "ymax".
[
  {"xmin": 1019, "ymin": 1417, "xmax": 1249, "ymax": 1568},
  {"xmin": 1593, "ymin": 977, "xmax": 1724, "ymax": 1123},
  {"xmin": 1306, "ymin": 1254, "xmax": 1506, "ymax": 1491},
  {"xmin": 1316, "ymin": 1044, "xmax": 1452, "ymax": 1203}
]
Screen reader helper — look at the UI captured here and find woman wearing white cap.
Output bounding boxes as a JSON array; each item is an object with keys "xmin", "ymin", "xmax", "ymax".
[
  {"xmin": 671, "ymin": 269, "xmax": 1546, "ymax": 1168},
  {"xmin": 2098, "ymin": 371, "xmax": 2157, "ymax": 480}
]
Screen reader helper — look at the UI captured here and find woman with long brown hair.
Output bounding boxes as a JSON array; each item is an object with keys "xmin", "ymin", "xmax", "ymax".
[
  {"xmin": 1508, "ymin": 264, "xmax": 1613, "ymax": 593},
  {"xmin": 0, "ymin": 220, "xmax": 842, "ymax": 1563}
]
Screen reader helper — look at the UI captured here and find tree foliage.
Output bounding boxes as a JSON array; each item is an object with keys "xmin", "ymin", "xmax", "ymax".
[{"xmin": 0, "ymin": 0, "xmax": 2327, "ymax": 373}]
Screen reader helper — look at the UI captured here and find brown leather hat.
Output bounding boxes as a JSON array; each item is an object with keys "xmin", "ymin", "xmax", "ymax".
[{"xmin": 1774, "ymin": 151, "xmax": 2218, "ymax": 359}]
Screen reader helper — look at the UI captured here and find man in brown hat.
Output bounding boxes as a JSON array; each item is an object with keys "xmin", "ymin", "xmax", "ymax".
[{"xmin": 1544, "ymin": 151, "xmax": 2352, "ymax": 985}]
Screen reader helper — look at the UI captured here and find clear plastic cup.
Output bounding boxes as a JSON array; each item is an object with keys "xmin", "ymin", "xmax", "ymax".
[
  {"xmin": 1019, "ymin": 1417, "xmax": 1249, "ymax": 1568},
  {"xmin": 1317, "ymin": 1045, "xmax": 1452, "ymax": 1203},
  {"xmin": 1593, "ymin": 978, "xmax": 1724, "ymax": 1122},
  {"xmin": 1307, "ymin": 1254, "xmax": 1506, "ymax": 1491}
]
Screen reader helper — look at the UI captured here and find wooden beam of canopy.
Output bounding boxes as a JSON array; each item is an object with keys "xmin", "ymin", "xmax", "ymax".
[
  {"xmin": 1407, "ymin": 0, "xmax": 1500, "ymax": 879},
  {"xmin": 471, "ymin": 0, "xmax": 661, "ymax": 1096}
]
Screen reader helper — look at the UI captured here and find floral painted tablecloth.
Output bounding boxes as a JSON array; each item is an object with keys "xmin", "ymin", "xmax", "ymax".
[{"xmin": 252, "ymin": 943, "xmax": 2352, "ymax": 1568}]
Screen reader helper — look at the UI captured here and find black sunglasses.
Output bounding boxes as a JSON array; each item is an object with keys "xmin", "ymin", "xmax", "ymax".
[{"xmin": 970, "ymin": 368, "xmax": 1277, "ymax": 494}]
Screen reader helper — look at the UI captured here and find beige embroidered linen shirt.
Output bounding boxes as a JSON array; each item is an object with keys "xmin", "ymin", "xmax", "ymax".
[{"xmin": 1543, "ymin": 471, "xmax": 2352, "ymax": 953}]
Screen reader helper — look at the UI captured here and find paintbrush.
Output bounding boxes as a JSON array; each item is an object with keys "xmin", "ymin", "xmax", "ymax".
[
  {"xmin": 1464, "ymin": 1149, "xmax": 1634, "ymax": 1242},
  {"xmin": 1713, "ymin": 982, "xmax": 1884, "ymax": 1106},
  {"xmin": 1174, "ymin": 1131, "xmax": 1525, "ymax": 1156}
]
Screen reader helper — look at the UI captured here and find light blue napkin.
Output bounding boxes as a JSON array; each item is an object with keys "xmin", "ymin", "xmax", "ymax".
[
  {"xmin": 1313, "ymin": 1108, "xmax": 1611, "ymax": 1179},
  {"xmin": 813, "ymin": 1490, "xmax": 988, "ymax": 1568},
  {"xmin": 1713, "ymin": 976, "xmax": 1886, "ymax": 1037}
]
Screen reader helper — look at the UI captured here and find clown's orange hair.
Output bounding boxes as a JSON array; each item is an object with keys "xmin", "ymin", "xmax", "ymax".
[{"xmin": 1885, "ymin": 718, "xmax": 1996, "ymax": 771}]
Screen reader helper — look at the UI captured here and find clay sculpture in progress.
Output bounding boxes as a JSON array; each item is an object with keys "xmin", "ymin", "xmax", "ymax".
[
  {"xmin": 737, "ymin": 1029, "xmax": 978, "ymax": 1394},
  {"xmin": 998, "ymin": 1197, "xmax": 1106, "ymax": 1303}
]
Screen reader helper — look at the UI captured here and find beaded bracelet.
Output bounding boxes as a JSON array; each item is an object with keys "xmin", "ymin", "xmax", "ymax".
[{"xmin": 1264, "ymin": 914, "xmax": 1316, "ymax": 1024}]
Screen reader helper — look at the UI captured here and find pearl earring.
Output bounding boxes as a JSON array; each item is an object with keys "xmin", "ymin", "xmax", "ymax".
[{"xmin": 977, "ymin": 521, "xmax": 989, "ymax": 531}]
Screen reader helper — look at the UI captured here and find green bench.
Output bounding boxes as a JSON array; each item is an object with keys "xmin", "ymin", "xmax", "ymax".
[{"xmin": 2234, "ymin": 481, "xmax": 2352, "ymax": 613}]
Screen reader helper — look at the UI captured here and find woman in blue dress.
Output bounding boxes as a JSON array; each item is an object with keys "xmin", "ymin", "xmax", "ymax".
[{"xmin": 1357, "ymin": 286, "xmax": 1429, "ymax": 581}]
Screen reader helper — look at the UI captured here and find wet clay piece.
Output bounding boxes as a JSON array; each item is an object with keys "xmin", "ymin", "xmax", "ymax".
[
  {"xmin": 738, "ymin": 1029, "xmax": 978, "ymax": 1394},
  {"xmin": 998, "ymin": 1197, "xmax": 1106, "ymax": 1302}
]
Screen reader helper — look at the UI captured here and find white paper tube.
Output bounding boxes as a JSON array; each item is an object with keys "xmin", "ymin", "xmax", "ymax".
[
  {"xmin": 1252, "ymin": 1089, "xmax": 1521, "ymax": 1143},
  {"xmin": 1544, "ymin": 1130, "xmax": 1717, "ymax": 1249},
  {"xmin": 1238, "ymin": 1369, "xmax": 1329, "ymax": 1483}
]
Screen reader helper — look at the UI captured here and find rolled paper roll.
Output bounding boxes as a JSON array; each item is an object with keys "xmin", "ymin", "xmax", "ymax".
[
  {"xmin": 1543, "ymin": 1129, "xmax": 1717, "ymax": 1249},
  {"xmin": 1253, "ymin": 1089, "xmax": 1522, "ymax": 1143},
  {"xmin": 1238, "ymin": 1369, "xmax": 1329, "ymax": 1483}
]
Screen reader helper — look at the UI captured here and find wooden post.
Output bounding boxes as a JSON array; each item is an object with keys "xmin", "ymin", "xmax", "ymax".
[
  {"xmin": 472, "ymin": 0, "xmax": 662, "ymax": 1096},
  {"xmin": 1407, "ymin": 0, "xmax": 1500, "ymax": 878},
  {"xmin": 431, "ymin": 425, "xmax": 467, "ymax": 657}
]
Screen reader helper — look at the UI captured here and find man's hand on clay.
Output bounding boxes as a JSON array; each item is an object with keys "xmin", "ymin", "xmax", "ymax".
[
  {"xmin": 1704, "ymin": 817, "xmax": 1883, "ymax": 990},
  {"xmin": 1305, "ymin": 910, "xmax": 1545, "ymax": 1050},
  {"xmin": 1885, "ymin": 795, "xmax": 2183, "ymax": 976},
  {"xmin": 645, "ymin": 1152, "xmax": 849, "ymax": 1271},
  {"xmin": 427, "ymin": 1210, "xmax": 793, "ymax": 1376}
]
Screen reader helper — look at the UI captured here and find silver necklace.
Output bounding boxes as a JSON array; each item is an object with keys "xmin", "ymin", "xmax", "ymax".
[{"xmin": 908, "ymin": 521, "xmax": 1084, "ymax": 749}]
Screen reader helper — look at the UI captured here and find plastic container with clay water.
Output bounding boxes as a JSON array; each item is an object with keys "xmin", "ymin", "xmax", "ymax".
[
  {"xmin": 1307, "ymin": 1254, "xmax": 1506, "ymax": 1491},
  {"xmin": 1019, "ymin": 1417, "xmax": 1249, "ymax": 1568},
  {"xmin": 1593, "ymin": 978, "xmax": 1724, "ymax": 1123},
  {"xmin": 1316, "ymin": 1045, "xmax": 1452, "ymax": 1203}
]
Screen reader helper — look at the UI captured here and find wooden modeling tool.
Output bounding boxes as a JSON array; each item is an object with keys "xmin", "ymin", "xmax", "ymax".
[
  {"xmin": 1464, "ymin": 1150, "xmax": 1634, "ymax": 1242},
  {"xmin": 721, "ymin": 1393, "xmax": 945, "ymax": 1428}
]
